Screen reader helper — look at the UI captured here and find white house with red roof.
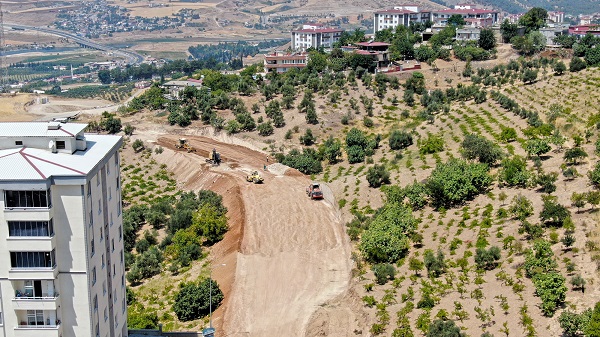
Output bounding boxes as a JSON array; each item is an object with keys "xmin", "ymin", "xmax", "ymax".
[
  {"xmin": 264, "ymin": 51, "xmax": 308, "ymax": 73},
  {"xmin": 0, "ymin": 122, "xmax": 127, "ymax": 337},
  {"xmin": 291, "ymin": 23, "xmax": 344, "ymax": 51}
]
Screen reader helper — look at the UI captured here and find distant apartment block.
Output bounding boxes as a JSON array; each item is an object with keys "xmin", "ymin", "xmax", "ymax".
[
  {"xmin": 0, "ymin": 122, "xmax": 127, "ymax": 337},
  {"xmin": 432, "ymin": 4, "xmax": 499, "ymax": 27},
  {"xmin": 291, "ymin": 23, "xmax": 344, "ymax": 51},
  {"xmin": 373, "ymin": 5, "xmax": 431, "ymax": 33},
  {"xmin": 264, "ymin": 51, "xmax": 308, "ymax": 73},
  {"xmin": 373, "ymin": 4, "xmax": 498, "ymax": 33}
]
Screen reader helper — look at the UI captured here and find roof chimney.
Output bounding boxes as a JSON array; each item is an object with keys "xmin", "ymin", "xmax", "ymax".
[{"xmin": 47, "ymin": 122, "xmax": 61, "ymax": 130}]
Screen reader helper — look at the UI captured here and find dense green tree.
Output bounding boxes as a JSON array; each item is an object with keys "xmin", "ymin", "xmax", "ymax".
[
  {"xmin": 405, "ymin": 72, "xmax": 426, "ymax": 95},
  {"xmin": 534, "ymin": 271, "xmax": 567, "ymax": 316},
  {"xmin": 299, "ymin": 128, "xmax": 316, "ymax": 146},
  {"xmin": 508, "ymin": 194, "xmax": 533, "ymax": 221},
  {"xmin": 586, "ymin": 302, "xmax": 600, "ymax": 336},
  {"xmin": 128, "ymin": 310, "xmax": 159, "ymax": 329},
  {"xmin": 585, "ymin": 46, "xmax": 600, "ymax": 66},
  {"xmin": 366, "ymin": 164, "xmax": 391, "ymax": 188},
  {"xmin": 540, "ymin": 194, "xmax": 570, "ymax": 226},
  {"xmin": 519, "ymin": 7, "xmax": 548, "ymax": 33},
  {"xmin": 424, "ymin": 249, "xmax": 446, "ymax": 277},
  {"xmin": 560, "ymin": 309, "xmax": 592, "ymax": 337},
  {"xmin": 319, "ymin": 136, "xmax": 342, "ymax": 164},
  {"xmin": 372, "ymin": 263, "xmax": 396, "ymax": 285},
  {"xmin": 524, "ymin": 240, "xmax": 558, "ymax": 278},
  {"xmin": 475, "ymin": 246, "xmax": 501, "ymax": 270},
  {"xmin": 359, "ymin": 203, "xmax": 416, "ymax": 263},
  {"xmin": 389, "ymin": 130, "xmax": 413, "ymax": 150},
  {"xmin": 460, "ymin": 134, "xmax": 503, "ymax": 165},
  {"xmin": 425, "ymin": 159, "xmax": 492, "ymax": 208},
  {"xmin": 448, "ymin": 14, "xmax": 466, "ymax": 27},
  {"xmin": 522, "ymin": 68, "xmax": 538, "ymax": 84},
  {"xmin": 570, "ymin": 56, "xmax": 587, "ymax": 72},
  {"xmin": 500, "ymin": 20, "xmax": 519, "ymax": 43},
  {"xmin": 173, "ymin": 278, "xmax": 223, "ymax": 321},
  {"xmin": 553, "ymin": 61, "xmax": 567, "ymax": 75},
  {"xmin": 478, "ymin": 29, "xmax": 496, "ymax": 50},
  {"xmin": 564, "ymin": 147, "xmax": 588, "ymax": 165},
  {"xmin": 427, "ymin": 319, "xmax": 465, "ymax": 337},
  {"xmin": 499, "ymin": 156, "xmax": 530, "ymax": 187}
]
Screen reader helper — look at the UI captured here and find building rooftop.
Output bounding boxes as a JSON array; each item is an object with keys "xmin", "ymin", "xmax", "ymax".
[
  {"xmin": 374, "ymin": 9, "xmax": 419, "ymax": 14},
  {"xmin": 435, "ymin": 8, "xmax": 497, "ymax": 14},
  {"xmin": 0, "ymin": 122, "xmax": 86, "ymax": 138},
  {"xmin": 0, "ymin": 126, "xmax": 121, "ymax": 181},
  {"xmin": 292, "ymin": 27, "xmax": 344, "ymax": 33},
  {"xmin": 355, "ymin": 42, "xmax": 391, "ymax": 47}
]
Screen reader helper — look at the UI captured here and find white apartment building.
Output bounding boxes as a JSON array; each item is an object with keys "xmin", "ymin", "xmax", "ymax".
[
  {"xmin": 0, "ymin": 122, "xmax": 127, "ymax": 337},
  {"xmin": 373, "ymin": 5, "xmax": 432, "ymax": 33},
  {"xmin": 291, "ymin": 23, "xmax": 344, "ymax": 51}
]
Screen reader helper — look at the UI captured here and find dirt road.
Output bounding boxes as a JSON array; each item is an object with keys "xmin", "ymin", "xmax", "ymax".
[{"xmin": 157, "ymin": 135, "xmax": 352, "ymax": 337}]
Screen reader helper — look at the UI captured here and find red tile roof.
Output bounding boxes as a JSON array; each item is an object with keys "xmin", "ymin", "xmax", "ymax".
[
  {"xmin": 355, "ymin": 42, "xmax": 391, "ymax": 47},
  {"xmin": 435, "ymin": 8, "xmax": 496, "ymax": 14}
]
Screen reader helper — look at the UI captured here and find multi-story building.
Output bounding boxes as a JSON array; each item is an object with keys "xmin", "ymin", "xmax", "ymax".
[
  {"xmin": 291, "ymin": 23, "xmax": 344, "ymax": 51},
  {"xmin": 0, "ymin": 122, "xmax": 127, "ymax": 337},
  {"xmin": 432, "ymin": 4, "xmax": 499, "ymax": 27},
  {"xmin": 373, "ymin": 5, "xmax": 432, "ymax": 33},
  {"xmin": 264, "ymin": 51, "xmax": 308, "ymax": 73}
]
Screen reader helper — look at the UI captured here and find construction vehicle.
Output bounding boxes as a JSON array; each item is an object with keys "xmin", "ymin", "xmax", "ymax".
[
  {"xmin": 306, "ymin": 182, "xmax": 323, "ymax": 200},
  {"xmin": 206, "ymin": 148, "xmax": 221, "ymax": 166},
  {"xmin": 175, "ymin": 138, "xmax": 196, "ymax": 153},
  {"xmin": 246, "ymin": 171, "xmax": 264, "ymax": 184}
]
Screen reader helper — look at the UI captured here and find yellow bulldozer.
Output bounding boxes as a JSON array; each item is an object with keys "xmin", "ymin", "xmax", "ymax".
[
  {"xmin": 246, "ymin": 171, "xmax": 264, "ymax": 184},
  {"xmin": 175, "ymin": 138, "xmax": 196, "ymax": 153}
]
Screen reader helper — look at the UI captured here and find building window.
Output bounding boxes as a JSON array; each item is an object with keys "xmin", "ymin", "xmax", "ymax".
[
  {"xmin": 120, "ymin": 250, "xmax": 124, "ymax": 265},
  {"xmin": 103, "ymin": 281, "xmax": 107, "ymax": 296},
  {"xmin": 92, "ymin": 267, "xmax": 96, "ymax": 285},
  {"xmin": 90, "ymin": 210, "xmax": 94, "ymax": 227},
  {"xmin": 93, "ymin": 295, "xmax": 98, "ymax": 311},
  {"xmin": 96, "ymin": 322, "xmax": 99, "ymax": 337},
  {"xmin": 10, "ymin": 250, "xmax": 55, "ymax": 268},
  {"xmin": 97, "ymin": 174, "xmax": 100, "ymax": 186},
  {"xmin": 116, "ymin": 177, "xmax": 120, "ymax": 190},
  {"xmin": 109, "ymin": 187, "xmax": 112, "ymax": 200},
  {"xmin": 26, "ymin": 310, "xmax": 45, "ymax": 326},
  {"xmin": 87, "ymin": 181, "xmax": 92, "ymax": 197},
  {"xmin": 112, "ymin": 239, "xmax": 115, "ymax": 252},
  {"xmin": 107, "ymin": 163, "xmax": 110, "ymax": 175},
  {"xmin": 99, "ymin": 226, "xmax": 103, "ymax": 241},
  {"xmin": 8, "ymin": 220, "xmax": 53, "ymax": 237},
  {"xmin": 110, "ymin": 212, "xmax": 113, "ymax": 227},
  {"xmin": 114, "ymin": 288, "xmax": 117, "ymax": 303},
  {"xmin": 113, "ymin": 264, "xmax": 116, "ymax": 278},
  {"xmin": 55, "ymin": 141, "xmax": 66, "ymax": 150},
  {"xmin": 91, "ymin": 239, "xmax": 95, "ymax": 257},
  {"xmin": 104, "ymin": 307, "xmax": 108, "ymax": 321},
  {"xmin": 123, "ymin": 297, "xmax": 126, "ymax": 314},
  {"xmin": 114, "ymin": 154, "xmax": 118, "ymax": 167},
  {"xmin": 117, "ymin": 197, "xmax": 121, "ymax": 215},
  {"xmin": 118, "ymin": 225, "xmax": 122, "ymax": 241},
  {"xmin": 15, "ymin": 140, "xmax": 23, "ymax": 146},
  {"xmin": 5, "ymin": 189, "xmax": 51, "ymax": 208},
  {"xmin": 122, "ymin": 275, "xmax": 125, "ymax": 288},
  {"xmin": 102, "ymin": 254, "xmax": 105, "ymax": 268},
  {"xmin": 98, "ymin": 199, "xmax": 101, "ymax": 215}
]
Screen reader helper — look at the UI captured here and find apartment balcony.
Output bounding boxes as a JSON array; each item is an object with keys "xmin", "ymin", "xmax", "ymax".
[
  {"xmin": 8, "ymin": 267, "xmax": 58, "ymax": 280},
  {"xmin": 13, "ymin": 294, "xmax": 60, "ymax": 310},
  {"xmin": 3, "ymin": 207, "xmax": 53, "ymax": 222},
  {"xmin": 6, "ymin": 235, "xmax": 56, "ymax": 252},
  {"xmin": 14, "ymin": 323, "xmax": 61, "ymax": 337}
]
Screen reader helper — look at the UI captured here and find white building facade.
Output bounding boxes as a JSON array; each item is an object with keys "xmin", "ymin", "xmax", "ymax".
[
  {"xmin": 291, "ymin": 24, "xmax": 344, "ymax": 51},
  {"xmin": 373, "ymin": 5, "xmax": 432, "ymax": 33},
  {"xmin": 0, "ymin": 122, "xmax": 127, "ymax": 337}
]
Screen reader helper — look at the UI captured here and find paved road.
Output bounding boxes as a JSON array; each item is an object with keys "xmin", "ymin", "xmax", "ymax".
[{"xmin": 5, "ymin": 23, "xmax": 145, "ymax": 64}]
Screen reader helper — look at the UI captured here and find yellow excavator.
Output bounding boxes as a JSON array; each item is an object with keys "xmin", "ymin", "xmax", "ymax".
[
  {"xmin": 246, "ymin": 171, "xmax": 264, "ymax": 184},
  {"xmin": 175, "ymin": 138, "xmax": 196, "ymax": 153}
]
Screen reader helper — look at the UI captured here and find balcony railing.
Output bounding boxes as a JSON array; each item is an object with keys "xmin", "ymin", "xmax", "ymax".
[
  {"xmin": 17, "ymin": 323, "xmax": 60, "ymax": 329},
  {"xmin": 14, "ymin": 292, "xmax": 59, "ymax": 300}
]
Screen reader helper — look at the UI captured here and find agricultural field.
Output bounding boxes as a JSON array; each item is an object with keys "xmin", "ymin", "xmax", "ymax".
[{"xmin": 97, "ymin": 46, "xmax": 600, "ymax": 336}]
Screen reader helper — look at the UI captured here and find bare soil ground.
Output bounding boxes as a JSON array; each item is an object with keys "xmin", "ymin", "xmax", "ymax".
[{"xmin": 150, "ymin": 134, "xmax": 353, "ymax": 337}]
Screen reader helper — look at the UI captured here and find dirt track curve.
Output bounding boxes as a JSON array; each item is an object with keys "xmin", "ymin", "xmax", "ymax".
[{"xmin": 156, "ymin": 135, "xmax": 352, "ymax": 337}]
